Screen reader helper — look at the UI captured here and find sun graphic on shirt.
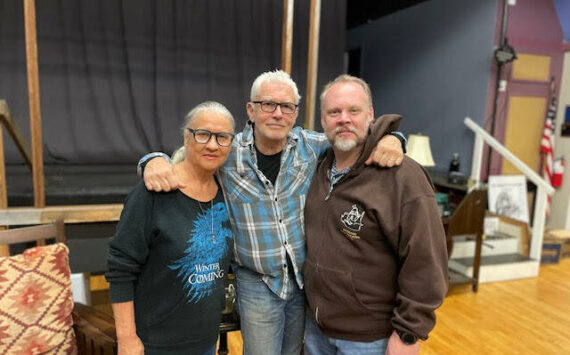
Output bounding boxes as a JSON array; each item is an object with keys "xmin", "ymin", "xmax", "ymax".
[{"xmin": 169, "ymin": 201, "xmax": 233, "ymax": 303}]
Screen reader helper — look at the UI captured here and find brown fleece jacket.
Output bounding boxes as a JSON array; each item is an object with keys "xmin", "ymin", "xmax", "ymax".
[{"xmin": 303, "ymin": 114, "xmax": 448, "ymax": 342}]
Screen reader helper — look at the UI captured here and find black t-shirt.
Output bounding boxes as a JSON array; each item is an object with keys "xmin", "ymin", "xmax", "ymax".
[
  {"xmin": 255, "ymin": 147, "xmax": 282, "ymax": 185},
  {"xmin": 106, "ymin": 181, "xmax": 233, "ymax": 354}
]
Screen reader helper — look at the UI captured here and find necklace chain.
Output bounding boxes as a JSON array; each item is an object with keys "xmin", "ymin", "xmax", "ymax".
[{"xmin": 197, "ymin": 199, "xmax": 215, "ymax": 243}]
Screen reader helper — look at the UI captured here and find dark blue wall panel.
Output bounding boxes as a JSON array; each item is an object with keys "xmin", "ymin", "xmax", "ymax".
[
  {"xmin": 553, "ymin": 0, "xmax": 570, "ymax": 42},
  {"xmin": 347, "ymin": 0, "xmax": 498, "ymax": 174}
]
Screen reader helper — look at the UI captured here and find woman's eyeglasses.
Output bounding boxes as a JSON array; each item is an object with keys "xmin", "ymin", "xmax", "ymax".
[{"xmin": 187, "ymin": 128, "xmax": 235, "ymax": 147}]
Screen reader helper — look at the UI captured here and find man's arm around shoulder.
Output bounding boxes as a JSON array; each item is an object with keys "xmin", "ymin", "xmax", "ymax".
[{"xmin": 137, "ymin": 152, "xmax": 185, "ymax": 192}]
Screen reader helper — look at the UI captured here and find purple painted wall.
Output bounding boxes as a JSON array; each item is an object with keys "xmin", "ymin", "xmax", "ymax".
[
  {"xmin": 510, "ymin": 0, "xmax": 564, "ymax": 47},
  {"xmin": 484, "ymin": 0, "xmax": 566, "ymax": 178}
]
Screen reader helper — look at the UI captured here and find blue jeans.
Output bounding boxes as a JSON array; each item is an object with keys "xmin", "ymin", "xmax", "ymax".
[
  {"xmin": 304, "ymin": 314, "xmax": 388, "ymax": 355},
  {"xmin": 235, "ymin": 266, "xmax": 305, "ymax": 355}
]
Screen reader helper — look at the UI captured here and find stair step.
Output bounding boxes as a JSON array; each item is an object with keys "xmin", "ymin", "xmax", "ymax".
[
  {"xmin": 450, "ymin": 236, "xmax": 519, "ymax": 259},
  {"xmin": 448, "ymin": 253, "xmax": 539, "ymax": 283}
]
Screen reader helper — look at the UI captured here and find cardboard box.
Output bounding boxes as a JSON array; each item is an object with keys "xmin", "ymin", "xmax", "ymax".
[
  {"xmin": 541, "ymin": 242, "xmax": 562, "ymax": 264},
  {"xmin": 545, "ymin": 229, "xmax": 570, "ymax": 258}
]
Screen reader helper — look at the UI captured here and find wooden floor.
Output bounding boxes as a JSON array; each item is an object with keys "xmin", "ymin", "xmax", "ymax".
[{"xmin": 224, "ymin": 259, "xmax": 570, "ymax": 354}]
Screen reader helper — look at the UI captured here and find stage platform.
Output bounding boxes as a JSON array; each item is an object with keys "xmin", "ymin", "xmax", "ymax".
[
  {"xmin": 5, "ymin": 164, "xmax": 139, "ymax": 274},
  {"xmin": 5, "ymin": 164, "xmax": 138, "ymax": 206}
]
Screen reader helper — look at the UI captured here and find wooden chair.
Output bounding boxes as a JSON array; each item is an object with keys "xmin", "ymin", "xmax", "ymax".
[
  {"xmin": 0, "ymin": 219, "xmax": 67, "ymax": 247},
  {"xmin": 445, "ymin": 189, "xmax": 488, "ymax": 292},
  {"xmin": 0, "ymin": 220, "xmax": 117, "ymax": 354}
]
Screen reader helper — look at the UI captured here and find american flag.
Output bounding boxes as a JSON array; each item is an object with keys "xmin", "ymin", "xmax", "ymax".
[{"xmin": 540, "ymin": 94, "xmax": 557, "ymax": 216}]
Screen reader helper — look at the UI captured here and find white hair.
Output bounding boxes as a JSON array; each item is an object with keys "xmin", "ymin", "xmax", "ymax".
[
  {"xmin": 181, "ymin": 101, "xmax": 235, "ymax": 135},
  {"xmin": 250, "ymin": 70, "xmax": 301, "ymax": 104},
  {"xmin": 172, "ymin": 101, "xmax": 235, "ymax": 163}
]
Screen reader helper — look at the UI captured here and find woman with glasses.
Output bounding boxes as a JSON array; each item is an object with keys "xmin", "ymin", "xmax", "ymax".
[{"xmin": 106, "ymin": 101, "xmax": 235, "ymax": 355}]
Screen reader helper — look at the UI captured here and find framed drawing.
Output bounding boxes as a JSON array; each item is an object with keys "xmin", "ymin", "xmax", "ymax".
[{"xmin": 488, "ymin": 175, "xmax": 530, "ymax": 223}]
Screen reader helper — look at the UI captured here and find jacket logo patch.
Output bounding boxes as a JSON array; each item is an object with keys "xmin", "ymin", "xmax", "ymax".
[{"xmin": 340, "ymin": 204, "xmax": 365, "ymax": 236}]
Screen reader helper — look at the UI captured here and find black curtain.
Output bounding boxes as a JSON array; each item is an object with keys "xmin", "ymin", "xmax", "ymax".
[{"xmin": 0, "ymin": 0, "xmax": 345, "ymax": 164}]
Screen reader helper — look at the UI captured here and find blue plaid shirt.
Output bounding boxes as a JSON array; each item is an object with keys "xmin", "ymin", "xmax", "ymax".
[{"xmin": 219, "ymin": 121, "xmax": 329, "ymax": 299}]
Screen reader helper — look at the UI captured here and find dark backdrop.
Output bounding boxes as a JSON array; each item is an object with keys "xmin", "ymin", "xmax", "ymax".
[{"xmin": 0, "ymin": 0, "xmax": 345, "ymax": 164}]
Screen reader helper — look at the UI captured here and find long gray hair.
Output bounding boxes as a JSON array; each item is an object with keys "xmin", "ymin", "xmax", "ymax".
[{"xmin": 172, "ymin": 101, "xmax": 235, "ymax": 163}]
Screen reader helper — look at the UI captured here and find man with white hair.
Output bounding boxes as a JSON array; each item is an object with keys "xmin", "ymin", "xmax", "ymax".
[
  {"xmin": 138, "ymin": 70, "xmax": 406, "ymax": 354},
  {"xmin": 303, "ymin": 75, "xmax": 448, "ymax": 355}
]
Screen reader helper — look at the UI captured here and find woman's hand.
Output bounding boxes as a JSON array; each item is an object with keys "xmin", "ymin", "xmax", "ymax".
[
  {"xmin": 112, "ymin": 302, "xmax": 144, "ymax": 355},
  {"xmin": 117, "ymin": 334, "xmax": 145, "ymax": 355}
]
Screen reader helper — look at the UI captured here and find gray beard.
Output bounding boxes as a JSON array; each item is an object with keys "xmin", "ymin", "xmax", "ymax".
[{"xmin": 333, "ymin": 139, "xmax": 357, "ymax": 152}]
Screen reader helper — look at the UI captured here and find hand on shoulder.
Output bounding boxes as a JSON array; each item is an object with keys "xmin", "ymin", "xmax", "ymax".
[
  {"xmin": 144, "ymin": 157, "xmax": 186, "ymax": 192},
  {"xmin": 366, "ymin": 135, "xmax": 404, "ymax": 167}
]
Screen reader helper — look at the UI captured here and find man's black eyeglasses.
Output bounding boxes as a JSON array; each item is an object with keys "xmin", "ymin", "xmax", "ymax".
[
  {"xmin": 187, "ymin": 128, "xmax": 235, "ymax": 147},
  {"xmin": 252, "ymin": 101, "xmax": 298, "ymax": 114}
]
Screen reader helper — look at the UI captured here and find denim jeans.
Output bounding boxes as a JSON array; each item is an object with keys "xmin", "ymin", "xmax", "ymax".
[
  {"xmin": 235, "ymin": 266, "xmax": 305, "ymax": 355},
  {"xmin": 304, "ymin": 314, "xmax": 388, "ymax": 355}
]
